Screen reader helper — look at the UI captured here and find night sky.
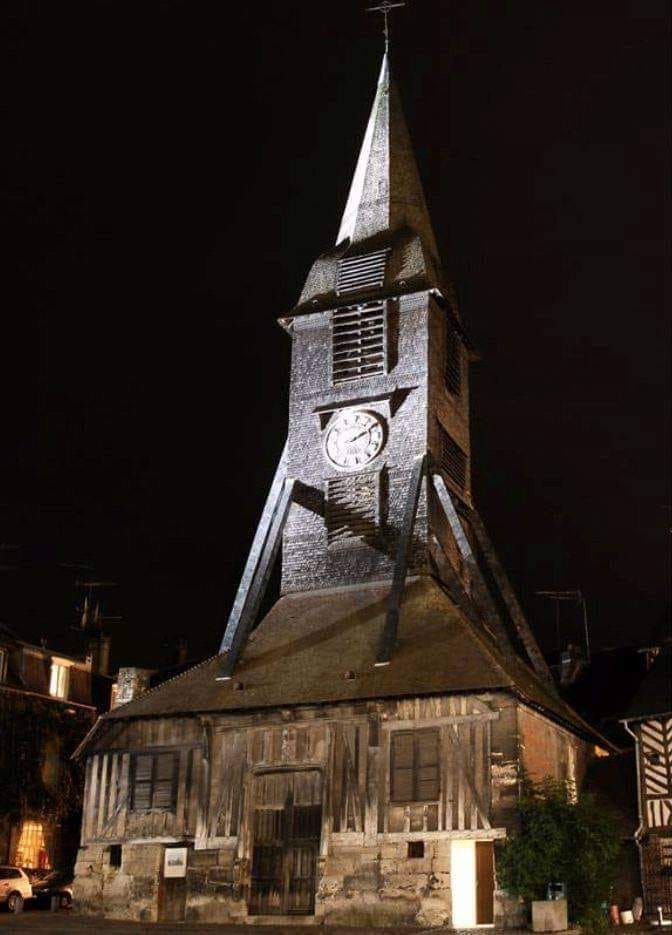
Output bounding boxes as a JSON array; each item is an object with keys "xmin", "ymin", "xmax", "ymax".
[{"xmin": 3, "ymin": 1, "xmax": 669, "ymax": 671}]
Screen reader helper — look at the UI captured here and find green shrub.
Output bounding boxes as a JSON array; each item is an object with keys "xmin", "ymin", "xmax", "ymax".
[{"xmin": 497, "ymin": 777, "xmax": 621, "ymax": 927}]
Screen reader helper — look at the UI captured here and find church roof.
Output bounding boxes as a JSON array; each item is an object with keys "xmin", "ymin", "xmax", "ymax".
[{"xmin": 104, "ymin": 576, "xmax": 608, "ymax": 746}]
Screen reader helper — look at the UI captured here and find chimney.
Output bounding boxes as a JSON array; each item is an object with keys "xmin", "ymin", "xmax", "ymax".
[
  {"xmin": 112, "ymin": 667, "xmax": 153, "ymax": 708},
  {"xmin": 87, "ymin": 633, "xmax": 111, "ymax": 676}
]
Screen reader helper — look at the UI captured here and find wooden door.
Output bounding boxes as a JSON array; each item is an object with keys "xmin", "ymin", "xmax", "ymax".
[
  {"xmin": 158, "ymin": 876, "xmax": 187, "ymax": 923},
  {"xmin": 249, "ymin": 806, "xmax": 286, "ymax": 914},
  {"xmin": 476, "ymin": 840, "xmax": 495, "ymax": 924},
  {"xmin": 249, "ymin": 770, "xmax": 322, "ymax": 916}
]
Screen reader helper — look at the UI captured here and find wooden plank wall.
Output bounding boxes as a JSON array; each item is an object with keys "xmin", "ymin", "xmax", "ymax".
[
  {"xmin": 82, "ymin": 717, "xmax": 203, "ymax": 844},
  {"xmin": 81, "ymin": 695, "xmax": 501, "ymax": 847}
]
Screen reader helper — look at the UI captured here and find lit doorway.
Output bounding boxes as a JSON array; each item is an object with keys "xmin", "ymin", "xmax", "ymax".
[{"xmin": 451, "ymin": 839, "xmax": 494, "ymax": 927}]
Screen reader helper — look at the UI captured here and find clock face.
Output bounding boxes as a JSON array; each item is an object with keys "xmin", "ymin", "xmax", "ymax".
[{"xmin": 324, "ymin": 409, "xmax": 386, "ymax": 469}]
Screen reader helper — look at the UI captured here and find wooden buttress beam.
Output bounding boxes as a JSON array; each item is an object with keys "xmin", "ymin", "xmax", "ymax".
[
  {"xmin": 217, "ymin": 442, "xmax": 295, "ymax": 680},
  {"xmin": 217, "ymin": 476, "xmax": 294, "ymax": 679},
  {"xmin": 431, "ymin": 472, "xmax": 512, "ymax": 650},
  {"xmin": 219, "ymin": 441, "xmax": 288, "ymax": 655},
  {"xmin": 468, "ymin": 507, "xmax": 555, "ymax": 687},
  {"xmin": 375, "ymin": 453, "xmax": 426, "ymax": 666},
  {"xmin": 428, "ymin": 534, "xmax": 482, "ymax": 628}
]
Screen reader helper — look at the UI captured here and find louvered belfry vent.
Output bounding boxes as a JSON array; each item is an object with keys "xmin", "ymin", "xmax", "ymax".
[
  {"xmin": 326, "ymin": 472, "xmax": 380, "ymax": 548},
  {"xmin": 332, "ymin": 301, "xmax": 387, "ymax": 385},
  {"xmin": 440, "ymin": 426, "xmax": 468, "ymax": 490},
  {"xmin": 445, "ymin": 325, "xmax": 462, "ymax": 396},
  {"xmin": 336, "ymin": 249, "xmax": 389, "ymax": 295}
]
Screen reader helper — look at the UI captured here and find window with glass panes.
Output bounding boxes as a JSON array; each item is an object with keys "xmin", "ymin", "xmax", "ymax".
[{"xmin": 49, "ymin": 662, "xmax": 69, "ymax": 699}]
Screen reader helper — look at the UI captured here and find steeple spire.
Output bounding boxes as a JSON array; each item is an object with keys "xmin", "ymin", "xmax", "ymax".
[{"xmin": 335, "ymin": 51, "xmax": 439, "ymax": 262}]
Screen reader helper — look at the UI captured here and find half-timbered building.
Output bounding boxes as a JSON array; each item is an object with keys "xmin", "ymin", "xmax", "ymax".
[
  {"xmin": 622, "ymin": 646, "xmax": 672, "ymax": 920},
  {"xmin": 73, "ymin": 47, "xmax": 610, "ymax": 927}
]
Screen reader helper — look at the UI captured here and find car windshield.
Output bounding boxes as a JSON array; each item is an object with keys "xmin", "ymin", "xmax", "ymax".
[{"xmin": 0, "ymin": 868, "xmax": 19, "ymax": 879}]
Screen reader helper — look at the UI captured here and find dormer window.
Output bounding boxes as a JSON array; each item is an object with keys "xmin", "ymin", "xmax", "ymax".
[{"xmin": 49, "ymin": 661, "xmax": 69, "ymax": 699}]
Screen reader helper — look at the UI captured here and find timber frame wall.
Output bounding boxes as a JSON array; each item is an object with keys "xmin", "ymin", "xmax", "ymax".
[
  {"xmin": 76, "ymin": 691, "xmax": 592, "ymax": 925},
  {"xmin": 82, "ymin": 694, "xmax": 507, "ymax": 850}
]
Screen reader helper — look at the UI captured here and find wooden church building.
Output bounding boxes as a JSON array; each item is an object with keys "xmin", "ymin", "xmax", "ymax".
[{"xmin": 73, "ymin": 44, "xmax": 610, "ymax": 927}]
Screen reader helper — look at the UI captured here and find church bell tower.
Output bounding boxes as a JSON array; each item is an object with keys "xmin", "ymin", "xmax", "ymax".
[
  {"xmin": 218, "ymin": 48, "xmax": 553, "ymax": 687},
  {"xmin": 279, "ymin": 52, "xmax": 473, "ymax": 601}
]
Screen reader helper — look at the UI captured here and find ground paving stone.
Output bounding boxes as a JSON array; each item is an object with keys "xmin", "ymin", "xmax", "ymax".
[
  {"xmin": 0, "ymin": 913, "xmax": 637, "ymax": 935},
  {"xmin": 0, "ymin": 912, "xmax": 442, "ymax": 935}
]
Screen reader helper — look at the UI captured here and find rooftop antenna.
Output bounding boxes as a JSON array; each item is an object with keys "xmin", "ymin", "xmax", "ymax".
[
  {"xmin": 366, "ymin": 0, "xmax": 406, "ymax": 53},
  {"xmin": 535, "ymin": 590, "xmax": 591, "ymax": 663},
  {"xmin": 73, "ymin": 579, "xmax": 118, "ymax": 631}
]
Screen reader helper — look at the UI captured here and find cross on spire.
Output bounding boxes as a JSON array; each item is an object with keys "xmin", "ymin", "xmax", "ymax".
[{"xmin": 366, "ymin": 0, "xmax": 406, "ymax": 52}]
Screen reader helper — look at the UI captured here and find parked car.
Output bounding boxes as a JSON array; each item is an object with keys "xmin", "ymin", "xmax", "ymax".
[
  {"xmin": 0, "ymin": 866, "xmax": 32, "ymax": 913},
  {"xmin": 30, "ymin": 869, "xmax": 73, "ymax": 909}
]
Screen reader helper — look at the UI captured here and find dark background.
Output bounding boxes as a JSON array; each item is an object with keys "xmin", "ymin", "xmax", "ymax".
[{"xmin": 2, "ymin": 0, "xmax": 669, "ymax": 671}]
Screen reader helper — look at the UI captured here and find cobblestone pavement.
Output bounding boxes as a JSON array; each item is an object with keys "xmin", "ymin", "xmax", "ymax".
[
  {"xmin": 0, "ymin": 910, "xmax": 443, "ymax": 935},
  {"xmin": 0, "ymin": 912, "xmax": 606, "ymax": 935}
]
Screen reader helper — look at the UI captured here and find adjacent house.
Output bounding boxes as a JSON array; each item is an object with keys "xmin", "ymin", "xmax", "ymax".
[
  {"xmin": 622, "ymin": 645, "xmax": 672, "ymax": 919},
  {"xmin": 0, "ymin": 623, "xmax": 113, "ymax": 872}
]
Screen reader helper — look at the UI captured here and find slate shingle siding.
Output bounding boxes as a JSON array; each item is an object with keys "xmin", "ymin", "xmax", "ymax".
[{"xmin": 281, "ymin": 291, "xmax": 463, "ymax": 595}]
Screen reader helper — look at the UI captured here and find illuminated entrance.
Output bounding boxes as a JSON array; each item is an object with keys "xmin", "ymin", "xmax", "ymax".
[{"xmin": 451, "ymin": 839, "xmax": 494, "ymax": 927}]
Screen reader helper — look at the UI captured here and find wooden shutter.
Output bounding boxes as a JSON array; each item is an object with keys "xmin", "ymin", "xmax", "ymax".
[
  {"xmin": 390, "ymin": 730, "xmax": 440, "ymax": 803},
  {"xmin": 132, "ymin": 752, "xmax": 178, "ymax": 811},
  {"xmin": 415, "ymin": 730, "xmax": 440, "ymax": 801},
  {"xmin": 152, "ymin": 752, "xmax": 178, "ymax": 810},
  {"xmin": 390, "ymin": 732, "xmax": 415, "ymax": 802},
  {"xmin": 132, "ymin": 754, "xmax": 153, "ymax": 811}
]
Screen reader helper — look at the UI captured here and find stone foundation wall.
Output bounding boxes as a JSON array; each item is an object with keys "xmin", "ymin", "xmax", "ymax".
[
  {"xmin": 73, "ymin": 842, "xmax": 163, "ymax": 921},
  {"xmin": 317, "ymin": 840, "xmax": 451, "ymax": 927},
  {"xmin": 74, "ymin": 835, "xmax": 527, "ymax": 928},
  {"xmin": 183, "ymin": 847, "xmax": 246, "ymax": 924}
]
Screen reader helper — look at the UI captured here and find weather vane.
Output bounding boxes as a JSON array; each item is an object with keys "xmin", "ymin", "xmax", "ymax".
[{"xmin": 366, "ymin": 1, "xmax": 406, "ymax": 52}]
